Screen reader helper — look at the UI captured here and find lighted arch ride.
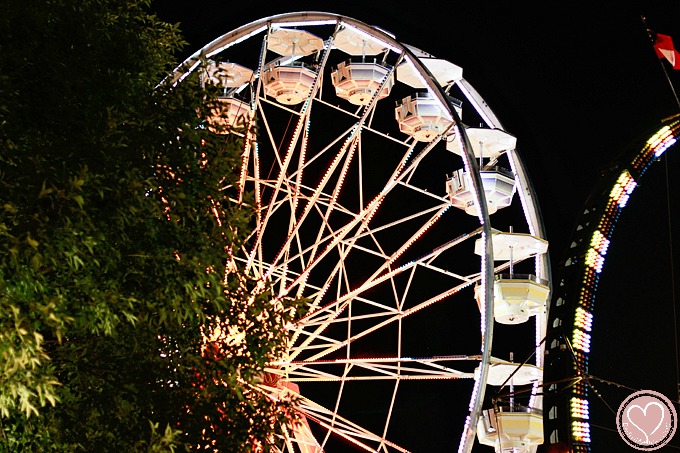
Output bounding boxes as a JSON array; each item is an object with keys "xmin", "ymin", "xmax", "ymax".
[
  {"xmin": 544, "ymin": 118, "xmax": 680, "ymax": 452},
  {"xmin": 169, "ymin": 12, "xmax": 551, "ymax": 452}
]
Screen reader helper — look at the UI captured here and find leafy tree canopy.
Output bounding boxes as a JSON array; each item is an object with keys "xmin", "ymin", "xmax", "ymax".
[{"xmin": 0, "ymin": 0, "xmax": 304, "ymax": 451}]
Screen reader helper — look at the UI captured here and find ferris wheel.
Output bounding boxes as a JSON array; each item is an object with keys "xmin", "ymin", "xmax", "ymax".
[
  {"xmin": 169, "ymin": 12, "xmax": 551, "ymax": 452},
  {"xmin": 544, "ymin": 117, "xmax": 680, "ymax": 452}
]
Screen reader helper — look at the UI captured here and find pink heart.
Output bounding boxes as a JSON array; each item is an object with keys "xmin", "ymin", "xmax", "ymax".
[{"xmin": 626, "ymin": 402, "xmax": 665, "ymax": 444}]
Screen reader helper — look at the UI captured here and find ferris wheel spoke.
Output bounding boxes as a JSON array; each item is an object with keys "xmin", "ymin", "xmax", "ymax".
[
  {"xmin": 283, "ymin": 200, "xmax": 454, "ymax": 299},
  {"xmin": 262, "ymin": 380, "xmax": 412, "ymax": 453},
  {"xmin": 295, "ymin": 395, "xmax": 413, "ymax": 453},
  {"xmin": 273, "ymin": 109, "xmax": 420, "ymax": 295},
  {"xmin": 272, "ymin": 356, "xmax": 477, "ymax": 382},
  {"xmin": 279, "ymin": 181, "xmax": 441, "ymax": 308},
  {"xmin": 281, "ymin": 182, "xmax": 446, "ymax": 295},
  {"xmin": 300, "ymin": 226, "xmax": 481, "ymax": 323},
  {"xmin": 304, "ymin": 138, "xmax": 360, "ymax": 271},
  {"xmin": 293, "ymin": 284, "xmax": 473, "ymax": 363},
  {"xmin": 256, "ymin": 61, "xmax": 394, "ymax": 278},
  {"xmin": 247, "ymin": 108, "xmax": 309, "ymax": 269},
  {"xmin": 288, "ymin": 249, "xmax": 481, "ymax": 365},
  {"xmin": 293, "ymin": 258, "xmax": 475, "ymax": 345},
  {"xmin": 265, "ymin": 135, "xmax": 358, "ymax": 278}
]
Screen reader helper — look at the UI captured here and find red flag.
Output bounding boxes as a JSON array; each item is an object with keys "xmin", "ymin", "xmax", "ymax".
[{"xmin": 653, "ymin": 33, "xmax": 680, "ymax": 69}]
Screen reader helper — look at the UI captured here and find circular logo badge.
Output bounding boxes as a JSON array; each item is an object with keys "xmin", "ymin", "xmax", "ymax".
[{"xmin": 617, "ymin": 390, "xmax": 677, "ymax": 450}]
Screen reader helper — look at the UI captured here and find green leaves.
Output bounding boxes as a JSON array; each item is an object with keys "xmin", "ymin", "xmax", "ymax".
[
  {"xmin": 0, "ymin": 303, "xmax": 59, "ymax": 419},
  {"xmin": 1, "ymin": 1, "xmax": 303, "ymax": 451}
]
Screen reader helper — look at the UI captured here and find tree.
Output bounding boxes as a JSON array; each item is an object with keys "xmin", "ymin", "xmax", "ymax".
[{"xmin": 0, "ymin": 0, "xmax": 304, "ymax": 451}]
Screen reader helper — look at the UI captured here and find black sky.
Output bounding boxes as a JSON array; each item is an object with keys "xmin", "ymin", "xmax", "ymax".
[{"xmin": 152, "ymin": 2, "xmax": 680, "ymax": 450}]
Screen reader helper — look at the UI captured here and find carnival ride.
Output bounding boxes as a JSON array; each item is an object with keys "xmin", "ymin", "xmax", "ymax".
[
  {"xmin": 168, "ymin": 12, "xmax": 551, "ymax": 452},
  {"xmin": 545, "ymin": 117, "xmax": 680, "ymax": 452}
]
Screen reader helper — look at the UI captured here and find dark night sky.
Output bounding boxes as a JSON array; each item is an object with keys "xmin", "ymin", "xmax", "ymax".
[{"xmin": 153, "ymin": 2, "xmax": 680, "ymax": 450}]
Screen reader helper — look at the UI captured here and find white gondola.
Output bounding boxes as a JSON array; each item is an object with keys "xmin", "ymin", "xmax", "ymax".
[
  {"xmin": 262, "ymin": 62, "xmax": 318, "ymax": 105},
  {"xmin": 475, "ymin": 357, "xmax": 544, "ymax": 451},
  {"xmin": 446, "ymin": 127, "xmax": 518, "ymax": 215},
  {"xmin": 203, "ymin": 61, "xmax": 254, "ymax": 88},
  {"xmin": 206, "ymin": 97, "xmax": 252, "ymax": 132},
  {"xmin": 331, "ymin": 58, "xmax": 393, "ymax": 105},
  {"xmin": 474, "ymin": 231, "xmax": 550, "ymax": 325},
  {"xmin": 395, "ymin": 92, "xmax": 453, "ymax": 142},
  {"xmin": 484, "ymin": 273, "xmax": 550, "ymax": 325},
  {"xmin": 333, "ymin": 26, "xmax": 387, "ymax": 56},
  {"xmin": 475, "ymin": 357, "xmax": 543, "ymax": 387},
  {"xmin": 446, "ymin": 167, "xmax": 516, "ymax": 216},
  {"xmin": 202, "ymin": 61, "xmax": 253, "ymax": 133},
  {"xmin": 267, "ymin": 28, "xmax": 324, "ymax": 57},
  {"xmin": 262, "ymin": 28, "xmax": 323, "ymax": 105},
  {"xmin": 477, "ymin": 405, "xmax": 544, "ymax": 452}
]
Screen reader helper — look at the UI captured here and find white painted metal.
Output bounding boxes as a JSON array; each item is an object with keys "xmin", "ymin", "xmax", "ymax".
[
  {"xmin": 205, "ymin": 96, "xmax": 252, "ymax": 132},
  {"xmin": 331, "ymin": 60, "xmax": 394, "ymax": 105},
  {"xmin": 204, "ymin": 61, "xmax": 254, "ymax": 87},
  {"xmin": 447, "ymin": 127, "xmax": 517, "ymax": 160},
  {"xmin": 334, "ymin": 26, "xmax": 388, "ymax": 56},
  {"xmin": 446, "ymin": 168, "xmax": 516, "ymax": 216},
  {"xmin": 481, "ymin": 359, "xmax": 543, "ymax": 387},
  {"xmin": 477, "ymin": 408, "xmax": 544, "ymax": 451},
  {"xmin": 397, "ymin": 57, "xmax": 463, "ymax": 88},
  {"xmin": 490, "ymin": 276, "xmax": 550, "ymax": 325},
  {"xmin": 268, "ymin": 28, "xmax": 324, "ymax": 56},
  {"xmin": 395, "ymin": 92, "xmax": 453, "ymax": 142},
  {"xmin": 474, "ymin": 231, "xmax": 549, "ymax": 262}
]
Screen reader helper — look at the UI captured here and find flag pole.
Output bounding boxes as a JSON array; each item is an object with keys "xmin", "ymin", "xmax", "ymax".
[{"xmin": 641, "ymin": 15, "xmax": 680, "ymax": 114}]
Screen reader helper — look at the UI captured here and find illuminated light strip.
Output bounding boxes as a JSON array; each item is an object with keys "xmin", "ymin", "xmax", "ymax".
[
  {"xmin": 574, "ymin": 307, "xmax": 593, "ymax": 332},
  {"xmin": 291, "ymin": 203, "xmax": 456, "ymax": 357},
  {"xmin": 237, "ymin": 112, "xmax": 257, "ymax": 204},
  {"xmin": 589, "ymin": 230, "xmax": 610, "ymax": 255},
  {"xmin": 572, "ymin": 420, "xmax": 592, "ymax": 443},
  {"xmin": 282, "ymin": 64, "xmax": 404, "ymax": 290},
  {"xmin": 252, "ymin": 48, "xmax": 328, "ymax": 278},
  {"xmin": 570, "ymin": 397, "xmax": 590, "ymax": 420},
  {"xmin": 647, "ymin": 125, "xmax": 677, "ymax": 157},
  {"xmin": 656, "ymin": 136, "xmax": 676, "ymax": 157},
  {"xmin": 252, "ymin": 141, "xmax": 263, "ymax": 272},
  {"xmin": 609, "ymin": 170, "xmax": 637, "ymax": 208},
  {"xmin": 583, "ymin": 229, "xmax": 610, "ymax": 274},
  {"xmin": 292, "ymin": 117, "xmax": 311, "ymax": 213},
  {"xmin": 401, "ymin": 54, "xmax": 454, "ymax": 122},
  {"xmin": 647, "ymin": 125, "xmax": 671, "ymax": 149},
  {"xmin": 584, "ymin": 248, "xmax": 605, "ymax": 274},
  {"xmin": 572, "ymin": 329, "xmax": 591, "ymax": 353}
]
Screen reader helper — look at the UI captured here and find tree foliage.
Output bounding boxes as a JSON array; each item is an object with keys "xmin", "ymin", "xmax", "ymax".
[{"xmin": 0, "ymin": 0, "xmax": 304, "ymax": 451}]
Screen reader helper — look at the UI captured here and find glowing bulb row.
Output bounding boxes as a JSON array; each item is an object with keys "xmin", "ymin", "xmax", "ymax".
[
  {"xmin": 609, "ymin": 170, "xmax": 637, "ymax": 208},
  {"xmin": 589, "ymin": 230, "xmax": 610, "ymax": 256},
  {"xmin": 584, "ymin": 248, "xmax": 605, "ymax": 274},
  {"xmin": 572, "ymin": 420, "xmax": 591, "ymax": 443},
  {"xmin": 574, "ymin": 307, "xmax": 593, "ymax": 332},
  {"xmin": 570, "ymin": 397, "xmax": 590, "ymax": 420},
  {"xmin": 572, "ymin": 328, "xmax": 591, "ymax": 353},
  {"xmin": 648, "ymin": 125, "xmax": 677, "ymax": 157}
]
